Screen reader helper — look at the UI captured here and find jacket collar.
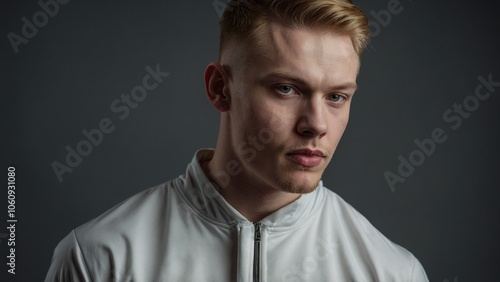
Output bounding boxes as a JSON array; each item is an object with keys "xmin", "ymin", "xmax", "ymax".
[{"xmin": 176, "ymin": 149, "xmax": 326, "ymax": 228}]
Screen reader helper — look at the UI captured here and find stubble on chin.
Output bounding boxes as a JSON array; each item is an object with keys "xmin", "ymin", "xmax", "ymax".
[
  {"xmin": 270, "ymin": 155, "xmax": 325, "ymax": 194},
  {"xmin": 277, "ymin": 170, "xmax": 322, "ymax": 194}
]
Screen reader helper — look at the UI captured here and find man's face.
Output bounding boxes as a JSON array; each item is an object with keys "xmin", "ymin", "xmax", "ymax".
[{"xmin": 222, "ymin": 22, "xmax": 359, "ymax": 194}]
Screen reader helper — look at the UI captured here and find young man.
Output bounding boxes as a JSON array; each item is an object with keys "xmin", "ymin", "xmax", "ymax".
[{"xmin": 46, "ymin": 0, "xmax": 429, "ymax": 281}]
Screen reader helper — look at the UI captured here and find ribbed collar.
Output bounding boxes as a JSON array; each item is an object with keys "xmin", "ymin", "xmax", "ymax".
[{"xmin": 176, "ymin": 149, "xmax": 325, "ymax": 228}]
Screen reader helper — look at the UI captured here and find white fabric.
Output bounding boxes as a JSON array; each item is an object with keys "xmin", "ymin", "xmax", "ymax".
[{"xmin": 45, "ymin": 149, "xmax": 428, "ymax": 282}]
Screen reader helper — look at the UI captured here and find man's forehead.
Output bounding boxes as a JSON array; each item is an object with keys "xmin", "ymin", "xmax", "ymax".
[
  {"xmin": 255, "ymin": 22, "xmax": 357, "ymax": 61},
  {"xmin": 240, "ymin": 22, "xmax": 360, "ymax": 83}
]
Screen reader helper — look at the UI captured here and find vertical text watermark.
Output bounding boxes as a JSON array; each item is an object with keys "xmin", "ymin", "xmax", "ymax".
[{"xmin": 6, "ymin": 167, "xmax": 17, "ymax": 275}]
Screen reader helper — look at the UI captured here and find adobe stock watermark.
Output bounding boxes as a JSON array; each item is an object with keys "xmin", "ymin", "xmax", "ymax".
[
  {"xmin": 444, "ymin": 276, "xmax": 458, "ymax": 282},
  {"xmin": 384, "ymin": 73, "xmax": 499, "ymax": 192},
  {"xmin": 7, "ymin": 0, "xmax": 71, "ymax": 54},
  {"xmin": 51, "ymin": 64, "xmax": 170, "ymax": 183}
]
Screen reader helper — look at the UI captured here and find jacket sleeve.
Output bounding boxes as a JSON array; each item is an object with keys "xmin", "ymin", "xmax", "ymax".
[
  {"xmin": 411, "ymin": 256, "xmax": 429, "ymax": 282},
  {"xmin": 44, "ymin": 230, "xmax": 92, "ymax": 282}
]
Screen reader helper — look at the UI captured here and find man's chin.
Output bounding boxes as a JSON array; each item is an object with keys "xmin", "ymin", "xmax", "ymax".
[{"xmin": 277, "ymin": 174, "xmax": 321, "ymax": 194}]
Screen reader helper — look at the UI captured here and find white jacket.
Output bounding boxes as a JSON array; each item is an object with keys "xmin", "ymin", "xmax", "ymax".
[{"xmin": 45, "ymin": 149, "xmax": 428, "ymax": 282}]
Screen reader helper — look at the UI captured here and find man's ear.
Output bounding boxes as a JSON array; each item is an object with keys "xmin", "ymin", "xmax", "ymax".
[{"xmin": 204, "ymin": 62, "xmax": 231, "ymax": 112}]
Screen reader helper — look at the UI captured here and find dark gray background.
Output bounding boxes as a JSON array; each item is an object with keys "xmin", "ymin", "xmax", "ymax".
[{"xmin": 1, "ymin": 0, "xmax": 499, "ymax": 281}]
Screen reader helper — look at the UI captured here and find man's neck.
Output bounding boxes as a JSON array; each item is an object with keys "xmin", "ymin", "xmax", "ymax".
[{"xmin": 201, "ymin": 155, "xmax": 300, "ymax": 223}]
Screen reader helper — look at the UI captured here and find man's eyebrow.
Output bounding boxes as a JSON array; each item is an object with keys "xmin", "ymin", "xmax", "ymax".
[{"xmin": 259, "ymin": 72, "xmax": 358, "ymax": 92}]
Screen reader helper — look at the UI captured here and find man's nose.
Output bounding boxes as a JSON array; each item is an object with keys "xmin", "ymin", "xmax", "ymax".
[{"xmin": 296, "ymin": 96, "xmax": 327, "ymax": 138}]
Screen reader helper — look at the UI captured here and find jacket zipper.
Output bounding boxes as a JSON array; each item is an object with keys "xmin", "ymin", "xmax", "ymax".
[{"xmin": 253, "ymin": 222, "xmax": 262, "ymax": 282}]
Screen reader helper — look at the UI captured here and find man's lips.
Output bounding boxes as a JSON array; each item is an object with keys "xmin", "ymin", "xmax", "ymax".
[{"xmin": 286, "ymin": 149, "xmax": 326, "ymax": 167}]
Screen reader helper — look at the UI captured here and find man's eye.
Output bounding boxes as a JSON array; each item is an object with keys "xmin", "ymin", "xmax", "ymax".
[
  {"xmin": 329, "ymin": 94, "xmax": 345, "ymax": 103},
  {"xmin": 276, "ymin": 85, "xmax": 295, "ymax": 94}
]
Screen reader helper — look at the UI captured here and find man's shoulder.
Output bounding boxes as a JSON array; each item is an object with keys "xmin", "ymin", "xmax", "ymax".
[
  {"xmin": 320, "ymin": 187, "xmax": 409, "ymax": 253},
  {"xmin": 319, "ymin": 186, "xmax": 427, "ymax": 280},
  {"xmin": 75, "ymin": 179, "xmax": 179, "ymax": 242},
  {"xmin": 45, "ymin": 179, "xmax": 183, "ymax": 281}
]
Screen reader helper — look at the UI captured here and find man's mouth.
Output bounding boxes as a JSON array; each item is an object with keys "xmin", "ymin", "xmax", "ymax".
[{"xmin": 286, "ymin": 149, "xmax": 326, "ymax": 167}]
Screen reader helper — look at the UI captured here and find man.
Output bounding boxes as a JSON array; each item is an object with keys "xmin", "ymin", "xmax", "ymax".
[{"xmin": 46, "ymin": 0, "xmax": 429, "ymax": 281}]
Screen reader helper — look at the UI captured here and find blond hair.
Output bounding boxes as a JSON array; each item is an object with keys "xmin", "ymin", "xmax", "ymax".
[{"xmin": 220, "ymin": 0, "xmax": 370, "ymax": 58}]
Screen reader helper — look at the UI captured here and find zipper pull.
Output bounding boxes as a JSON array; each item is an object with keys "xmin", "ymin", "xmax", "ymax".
[{"xmin": 254, "ymin": 222, "xmax": 261, "ymax": 242}]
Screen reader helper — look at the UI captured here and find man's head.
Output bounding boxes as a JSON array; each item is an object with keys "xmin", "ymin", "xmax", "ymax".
[{"xmin": 204, "ymin": 0, "xmax": 369, "ymax": 195}]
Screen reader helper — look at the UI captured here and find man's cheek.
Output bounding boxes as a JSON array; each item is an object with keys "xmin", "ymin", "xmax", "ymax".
[{"xmin": 268, "ymin": 115, "xmax": 287, "ymax": 134}]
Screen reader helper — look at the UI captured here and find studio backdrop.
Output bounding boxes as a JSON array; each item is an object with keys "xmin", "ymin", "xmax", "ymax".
[{"xmin": 1, "ymin": 0, "xmax": 499, "ymax": 281}]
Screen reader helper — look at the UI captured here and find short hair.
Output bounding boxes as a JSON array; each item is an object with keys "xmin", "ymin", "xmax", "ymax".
[{"xmin": 219, "ymin": 0, "xmax": 370, "ymax": 59}]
